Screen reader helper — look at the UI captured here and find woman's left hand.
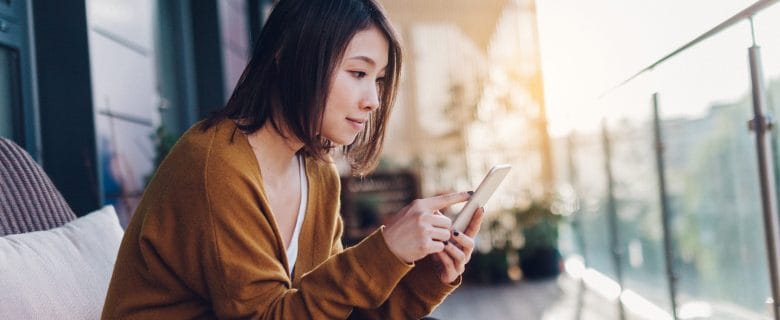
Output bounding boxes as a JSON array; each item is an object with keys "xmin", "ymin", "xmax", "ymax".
[{"xmin": 431, "ymin": 207, "xmax": 485, "ymax": 284}]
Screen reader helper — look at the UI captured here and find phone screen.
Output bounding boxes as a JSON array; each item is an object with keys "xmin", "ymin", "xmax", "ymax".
[{"xmin": 451, "ymin": 164, "xmax": 511, "ymax": 232}]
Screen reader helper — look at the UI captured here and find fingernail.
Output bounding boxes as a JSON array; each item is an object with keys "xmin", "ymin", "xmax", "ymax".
[
  {"xmin": 443, "ymin": 240, "xmax": 449, "ymax": 245},
  {"xmin": 453, "ymin": 231, "xmax": 460, "ymax": 237},
  {"xmin": 467, "ymin": 191, "xmax": 474, "ymax": 195}
]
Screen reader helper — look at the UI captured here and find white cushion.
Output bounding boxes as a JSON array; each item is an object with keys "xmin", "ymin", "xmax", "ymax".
[{"xmin": 0, "ymin": 205, "xmax": 124, "ymax": 319}]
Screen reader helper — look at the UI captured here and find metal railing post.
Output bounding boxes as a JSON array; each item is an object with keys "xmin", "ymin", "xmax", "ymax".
[
  {"xmin": 651, "ymin": 93, "xmax": 680, "ymax": 320},
  {"xmin": 567, "ymin": 132, "xmax": 588, "ymax": 319},
  {"xmin": 602, "ymin": 120, "xmax": 626, "ymax": 320},
  {"xmin": 747, "ymin": 19, "xmax": 780, "ymax": 319}
]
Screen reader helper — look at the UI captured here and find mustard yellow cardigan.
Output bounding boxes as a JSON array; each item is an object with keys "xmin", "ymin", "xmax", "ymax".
[{"xmin": 101, "ymin": 119, "xmax": 458, "ymax": 319}]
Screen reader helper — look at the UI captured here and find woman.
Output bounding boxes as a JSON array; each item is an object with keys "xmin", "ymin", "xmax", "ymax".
[{"xmin": 102, "ymin": 0, "xmax": 484, "ymax": 318}]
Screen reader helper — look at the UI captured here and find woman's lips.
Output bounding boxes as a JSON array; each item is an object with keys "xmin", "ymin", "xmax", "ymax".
[{"xmin": 346, "ymin": 117, "xmax": 366, "ymax": 130}]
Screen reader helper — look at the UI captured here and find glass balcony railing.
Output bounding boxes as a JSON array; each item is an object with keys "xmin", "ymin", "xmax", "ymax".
[{"xmin": 559, "ymin": 1, "xmax": 780, "ymax": 318}]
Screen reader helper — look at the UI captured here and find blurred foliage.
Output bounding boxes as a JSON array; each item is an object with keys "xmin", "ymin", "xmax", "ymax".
[
  {"xmin": 466, "ymin": 196, "xmax": 566, "ymax": 282},
  {"xmin": 463, "ymin": 247, "xmax": 511, "ymax": 284},
  {"xmin": 145, "ymin": 124, "xmax": 178, "ymax": 186},
  {"xmin": 513, "ymin": 199, "xmax": 562, "ymax": 251}
]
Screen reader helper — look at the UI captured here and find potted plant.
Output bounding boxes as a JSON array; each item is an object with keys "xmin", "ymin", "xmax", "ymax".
[
  {"xmin": 513, "ymin": 199, "xmax": 563, "ymax": 280},
  {"xmin": 463, "ymin": 208, "xmax": 525, "ymax": 284}
]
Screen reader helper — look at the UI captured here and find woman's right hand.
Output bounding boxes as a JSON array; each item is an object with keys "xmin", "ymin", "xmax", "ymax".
[{"xmin": 382, "ymin": 192, "xmax": 472, "ymax": 264}]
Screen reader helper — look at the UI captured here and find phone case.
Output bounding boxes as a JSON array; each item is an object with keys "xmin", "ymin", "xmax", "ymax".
[{"xmin": 451, "ymin": 164, "xmax": 511, "ymax": 231}]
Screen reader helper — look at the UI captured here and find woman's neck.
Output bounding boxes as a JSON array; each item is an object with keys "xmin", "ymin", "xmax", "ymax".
[{"xmin": 245, "ymin": 124, "xmax": 305, "ymax": 176}]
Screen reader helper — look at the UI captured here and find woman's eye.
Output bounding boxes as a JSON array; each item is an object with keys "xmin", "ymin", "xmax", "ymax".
[{"xmin": 352, "ymin": 71, "xmax": 368, "ymax": 79}]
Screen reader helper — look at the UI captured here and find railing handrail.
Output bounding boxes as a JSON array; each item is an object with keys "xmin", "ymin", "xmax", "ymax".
[{"xmin": 599, "ymin": 0, "xmax": 780, "ymax": 99}]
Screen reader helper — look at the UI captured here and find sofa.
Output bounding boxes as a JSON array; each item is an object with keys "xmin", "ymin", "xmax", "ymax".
[{"xmin": 0, "ymin": 137, "xmax": 124, "ymax": 319}]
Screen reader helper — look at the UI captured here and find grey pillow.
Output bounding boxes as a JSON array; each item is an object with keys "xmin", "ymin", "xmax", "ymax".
[{"xmin": 0, "ymin": 206, "xmax": 124, "ymax": 319}]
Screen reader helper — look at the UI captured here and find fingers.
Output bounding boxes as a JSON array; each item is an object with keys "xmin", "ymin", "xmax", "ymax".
[
  {"xmin": 429, "ymin": 227, "xmax": 452, "ymax": 242},
  {"xmin": 421, "ymin": 211, "xmax": 452, "ymax": 241},
  {"xmin": 435, "ymin": 251, "xmax": 457, "ymax": 283},
  {"xmin": 464, "ymin": 207, "xmax": 485, "ymax": 237},
  {"xmin": 443, "ymin": 242, "xmax": 466, "ymax": 270},
  {"xmin": 437, "ymin": 242, "xmax": 466, "ymax": 283},
  {"xmin": 449, "ymin": 230, "xmax": 475, "ymax": 261},
  {"xmin": 427, "ymin": 239, "xmax": 445, "ymax": 253},
  {"xmin": 419, "ymin": 192, "xmax": 471, "ymax": 210},
  {"xmin": 388, "ymin": 195, "xmax": 472, "ymax": 262},
  {"xmin": 427, "ymin": 213, "xmax": 452, "ymax": 229}
]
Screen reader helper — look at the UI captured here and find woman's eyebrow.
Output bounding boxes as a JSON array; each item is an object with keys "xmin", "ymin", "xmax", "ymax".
[
  {"xmin": 348, "ymin": 55, "xmax": 387, "ymax": 71},
  {"xmin": 348, "ymin": 55, "xmax": 377, "ymax": 66}
]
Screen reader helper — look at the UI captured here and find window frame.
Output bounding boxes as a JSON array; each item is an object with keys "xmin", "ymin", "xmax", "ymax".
[{"xmin": 0, "ymin": 6, "xmax": 38, "ymax": 159}]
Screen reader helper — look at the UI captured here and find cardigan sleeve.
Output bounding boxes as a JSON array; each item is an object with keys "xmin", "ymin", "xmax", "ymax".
[
  {"xmin": 330, "ymin": 217, "xmax": 461, "ymax": 319},
  {"xmin": 349, "ymin": 257, "xmax": 462, "ymax": 319}
]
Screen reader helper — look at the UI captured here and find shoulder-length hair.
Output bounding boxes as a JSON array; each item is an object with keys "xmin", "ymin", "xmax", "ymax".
[{"xmin": 201, "ymin": 0, "xmax": 402, "ymax": 176}]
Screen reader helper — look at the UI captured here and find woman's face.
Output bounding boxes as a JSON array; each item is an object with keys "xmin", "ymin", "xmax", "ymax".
[{"xmin": 321, "ymin": 25, "xmax": 389, "ymax": 146}]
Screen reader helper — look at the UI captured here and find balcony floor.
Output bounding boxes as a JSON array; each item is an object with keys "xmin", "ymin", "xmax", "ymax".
[{"xmin": 430, "ymin": 275, "xmax": 619, "ymax": 320}]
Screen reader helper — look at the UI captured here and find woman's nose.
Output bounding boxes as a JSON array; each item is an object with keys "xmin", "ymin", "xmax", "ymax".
[{"xmin": 360, "ymin": 84, "xmax": 380, "ymax": 111}]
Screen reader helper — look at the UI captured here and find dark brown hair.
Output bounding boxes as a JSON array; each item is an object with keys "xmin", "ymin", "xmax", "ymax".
[{"xmin": 201, "ymin": 0, "xmax": 402, "ymax": 175}]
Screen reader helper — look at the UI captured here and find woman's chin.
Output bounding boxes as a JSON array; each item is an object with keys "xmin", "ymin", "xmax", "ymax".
[
  {"xmin": 322, "ymin": 129, "xmax": 360, "ymax": 146},
  {"xmin": 329, "ymin": 135, "xmax": 357, "ymax": 146}
]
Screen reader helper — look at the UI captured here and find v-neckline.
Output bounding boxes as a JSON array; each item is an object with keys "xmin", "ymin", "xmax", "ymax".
[
  {"xmin": 235, "ymin": 123, "xmax": 312, "ymax": 281},
  {"xmin": 279, "ymin": 154, "xmax": 303, "ymax": 250},
  {"xmin": 285, "ymin": 155, "xmax": 308, "ymax": 275}
]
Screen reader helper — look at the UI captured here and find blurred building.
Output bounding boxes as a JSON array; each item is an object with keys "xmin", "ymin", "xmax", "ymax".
[{"xmin": 380, "ymin": 0, "xmax": 553, "ymax": 209}]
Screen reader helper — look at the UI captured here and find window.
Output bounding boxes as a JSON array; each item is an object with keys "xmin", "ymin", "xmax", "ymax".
[
  {"xmin": 0, "ymin": 44, "xmax": 20, "ymax": 140},
  {"xmin": 0, "ymin": 0, "xmax": 19, "ymax": 16},
  {"xmin": 0, "ymin": 0, "xmax": 34, "ymax": 154}
]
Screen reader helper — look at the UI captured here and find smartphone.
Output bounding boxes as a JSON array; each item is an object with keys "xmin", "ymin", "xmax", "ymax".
[{"xmin": 451, "ymin": 164, "xmax": 512, "ymax": 232}]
